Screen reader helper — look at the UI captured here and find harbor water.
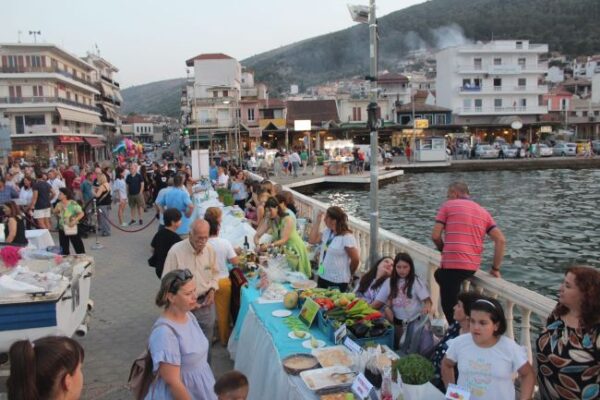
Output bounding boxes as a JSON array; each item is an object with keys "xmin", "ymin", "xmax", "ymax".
[{"xmin": 312, "ymin": 168, "xmax": 600, "ymax": 299}]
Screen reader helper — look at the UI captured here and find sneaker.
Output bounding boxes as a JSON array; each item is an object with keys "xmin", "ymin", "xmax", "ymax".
[
  {"xmin": 128, "ymin": 220, "xmax": 135, "ymax": 225},
  {"xmin": 139, "ymin": 219, "xmax": 143, "ymax": 225},
  {"xmin": 120, "ymin": 222, "xmax": 129, "ymax": 227}
]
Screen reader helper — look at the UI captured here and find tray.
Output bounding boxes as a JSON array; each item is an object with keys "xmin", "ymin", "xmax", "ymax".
[
  {"xmin": 312, "ymin": 345, "xmax": 354, "ymax": 368},
  {"xmin": 282, "ymin": 353, "xmax": 320, "ymax": 375},
  {"xmin": 300, "ymin": 366, "xmax": 354, "ymax": 393}
]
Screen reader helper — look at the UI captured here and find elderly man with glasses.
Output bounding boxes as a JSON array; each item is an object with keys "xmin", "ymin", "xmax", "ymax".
[{"xmin": 162, "ymin": 219, "xmax": 219, "ymax": 349}]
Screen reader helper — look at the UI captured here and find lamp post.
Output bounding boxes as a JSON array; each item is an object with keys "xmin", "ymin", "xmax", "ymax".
[{"xmin": 349, "ymin": 1, "xmax": 379, "ymax": 267}]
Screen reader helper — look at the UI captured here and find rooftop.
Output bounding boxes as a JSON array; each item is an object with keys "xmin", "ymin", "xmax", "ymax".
[
  {"xmin": 185, "ymin": 53, "xmax": 235, "ymax": 67},
  {"xmin": 286, "ymin": 100, "xmax": 339, "ymax": 126}
]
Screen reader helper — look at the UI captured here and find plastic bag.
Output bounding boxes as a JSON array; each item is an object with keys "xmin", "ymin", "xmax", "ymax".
[{"xmin": 397, "ymin": 315, "xmax": 435, "ymax": 358}]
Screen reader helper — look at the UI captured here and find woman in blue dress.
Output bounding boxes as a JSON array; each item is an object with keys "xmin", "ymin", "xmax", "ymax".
[{"xmin": 146, "ymin": 269, "xmax": 217, "ymax": 400}]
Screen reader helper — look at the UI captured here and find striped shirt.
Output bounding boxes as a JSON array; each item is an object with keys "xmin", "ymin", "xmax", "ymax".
[{"xmin": 435, "ymin": 198, "xmax": 496, "ymax": 271}]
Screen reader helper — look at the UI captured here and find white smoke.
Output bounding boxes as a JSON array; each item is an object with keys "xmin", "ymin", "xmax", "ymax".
[{"xmin": 431, "ymin": 23, "xmax": 472, "ymax": 49}]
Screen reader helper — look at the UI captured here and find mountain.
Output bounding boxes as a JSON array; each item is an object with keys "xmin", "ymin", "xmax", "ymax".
[
  {"xmin": 120, "ymin": 78, "xmax": 185, "ymax": 118},
  {"xmin": 121, "ymin": 0, "xmax": 600, "ymax": 114},
  {"xmin": 243, "ymin": 0, "xmax": 600, "ymax": 94}
]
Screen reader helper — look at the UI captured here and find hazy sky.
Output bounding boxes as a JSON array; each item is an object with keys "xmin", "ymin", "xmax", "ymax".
[{"xmin": 3, "ymin": 0, "xmax": 426, "ymax": 88}]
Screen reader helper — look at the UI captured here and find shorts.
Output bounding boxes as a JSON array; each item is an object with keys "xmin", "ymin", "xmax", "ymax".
[
  {"xmin": 127, "ymin": 193, "xmax": 145, "ymax": 208},
  {"xmin": 33, "ymin": 208, "xmax": 51, "ymax": 219}
]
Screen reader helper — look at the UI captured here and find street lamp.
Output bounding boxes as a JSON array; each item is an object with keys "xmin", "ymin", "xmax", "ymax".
[
  {"xmin": 349, "ymin": 0, "xmax": 379, "ymax": 267},
  {"xmin": 29, "ymin": 30, "xmax": 41, "ymax": 43}
]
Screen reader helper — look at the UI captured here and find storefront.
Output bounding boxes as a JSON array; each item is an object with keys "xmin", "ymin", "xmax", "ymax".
[{"xmin": 11, "ymin": 135, "xmax": 106, "ymax": 167}]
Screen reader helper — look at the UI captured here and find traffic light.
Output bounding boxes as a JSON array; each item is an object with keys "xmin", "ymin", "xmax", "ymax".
[{"xmin": 183, "ymin": 128, "xmax": 189, "ymax": 136}]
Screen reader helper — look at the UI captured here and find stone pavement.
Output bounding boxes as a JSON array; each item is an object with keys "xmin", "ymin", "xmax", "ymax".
[{"xmin": 0, "ymin": 207, "xmax": 233, "ymax": 399}]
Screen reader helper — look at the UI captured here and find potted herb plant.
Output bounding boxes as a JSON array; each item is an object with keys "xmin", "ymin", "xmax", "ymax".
[{"xmin": 392, "ymin": 354, "xmax": 435, "ymax": 400}]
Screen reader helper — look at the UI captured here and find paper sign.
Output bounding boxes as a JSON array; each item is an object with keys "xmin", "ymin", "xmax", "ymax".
[
  {"xmin": 445, "ymin": 383, "xmax": 471, "ymax": 400},
  {"xmin": 343, "ymin": 336, "xmax": 362, "ymax": 354},
  {"xmin": 334, "ymin": 324, "xmax": 347, "ymax": 344},
  {"xmin": 298, "ymin": 297, "xmax": 320, "ymax": 327},
  {"xmin": 351, "ymin": 372, "xmax": 376, "ymax": 400}
]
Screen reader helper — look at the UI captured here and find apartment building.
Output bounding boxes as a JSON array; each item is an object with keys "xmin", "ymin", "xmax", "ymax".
[
  {"xmin": 436, "ymin": 40, "xmax": 549, "ymax": 133},
  {"xmin": 81, "ymin": 53, "xmax": 122, "ymax": 148},
  {"xmin": 121, "ymin": 115, "xmax": 155, "ymax": 143},
  {"xmin": 0, "ymin": 43, "xmax": 107, "ymax": 166}
]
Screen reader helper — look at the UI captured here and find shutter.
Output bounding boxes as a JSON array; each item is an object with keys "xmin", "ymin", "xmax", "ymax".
[
  {"xmin": 17, "ymin": 56, "xmax": 24, "ymax": 67},
  {"xmin": 1, "ymin": 55, "xmax": 6, "ymax": 67},
  {"xmin": 41, "ymin": 56, "xmax": 46, "ymax": 67}
]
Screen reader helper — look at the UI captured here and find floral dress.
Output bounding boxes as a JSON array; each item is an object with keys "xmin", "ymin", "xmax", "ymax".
[{"xmin": 536, "ymin": 313, "xmax": 600, "ymax": 400}]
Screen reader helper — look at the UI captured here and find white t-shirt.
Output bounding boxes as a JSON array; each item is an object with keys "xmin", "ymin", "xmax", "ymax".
[
  {"xmin": 318, "ymin": 228, "xmax": 358, "ymax": 283},
  {"xmin": 445, "ymin": 334, "xmax": 528, "ymax": 400},
  {"xmin": 49, "ymin": 177, "xmax": 65, "ymax": 203},
  {"xmin": 216, "ymin": 174, "xmax": 229, "ymax": 188},
  {"xmin": 375, "ymin": 277, "xmax": 430, "ymax": 321},
  {"xmin": 208, "ymin": 237, "xmax": 237, "ymax": 279},
  {"xmin": 112, "ymin": 178, "xmax": 127, "ymax": 201}
]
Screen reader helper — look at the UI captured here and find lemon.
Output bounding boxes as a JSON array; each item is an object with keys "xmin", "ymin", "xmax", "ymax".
[{"xmin": 294, "ymin": 330, "xmax": 306, "ymax": 338}]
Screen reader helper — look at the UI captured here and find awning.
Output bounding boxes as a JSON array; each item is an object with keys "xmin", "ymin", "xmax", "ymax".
[
  {"xmin": 103, "ymin": 104, "xmax": 117, "ymax": 120},
  {"xmin": 57, "ymin": 107, "xmax": 102, "ymax": 125},
  {"xmin": 114, "ymin": 90, "xmax": 123, "ymax": 103},
  {"xmin": 84, "ymin": 137, "xmax": 105, "ymax": 147},
  {"xmin": 59, "ymin": 135, "xmax": 84, "ymax": 144},
  {"xmin": 100, "ymin": 82, "xmax": 114, "ymax": 98}
]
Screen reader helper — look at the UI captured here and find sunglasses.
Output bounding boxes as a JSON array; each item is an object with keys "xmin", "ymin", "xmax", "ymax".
[{"xmin": 169, "ymin": 269, "xmax": 193, "ymax": 293}]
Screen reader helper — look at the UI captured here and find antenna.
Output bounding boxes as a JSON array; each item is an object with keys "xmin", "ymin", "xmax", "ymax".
[
  {"xmin": 29, "ymin": 30, "xmax": 41, "ymax": 43},
  {"xmin": 17, "ymin": 30, "xmax": 22, "ymax": 43},
  {"xmin": 95, "ymin": 43, "xmax": 100, "ymax": 56}
]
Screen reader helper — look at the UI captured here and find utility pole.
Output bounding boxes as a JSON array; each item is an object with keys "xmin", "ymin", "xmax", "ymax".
[{"xmin": 367, "ymin": 0, "xmax": 379, "ymax": 267}]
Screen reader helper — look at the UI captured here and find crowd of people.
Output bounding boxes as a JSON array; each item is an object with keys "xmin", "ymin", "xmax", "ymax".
[{"xmin": 2, "ymin": 151, "xmax": 599, "ymax": 399}]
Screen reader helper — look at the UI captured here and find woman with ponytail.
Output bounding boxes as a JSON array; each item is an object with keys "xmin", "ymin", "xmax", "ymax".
[{"xmin": 7, "ymin": 335, "xmax": 84, "ymax": 400}]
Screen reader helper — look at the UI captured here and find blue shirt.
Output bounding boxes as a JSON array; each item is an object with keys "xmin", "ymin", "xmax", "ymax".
[
  {"xmin": 158, "ymin": 187, "xmax": 192, "ymax": 235},
  {"xmin": 209, "ymin": 166, "xmax": 218, "ymax": 182},
  {"xmin": 0, "ymin": 185, "xmax": 18, "ymax": 205},
  {"xmin": 155, "ymin": 187, "xmax": 172, "ymax": 225},
  {"xmin": 81, "ymin": 180, "xmax": 94, "ymax": 203}
]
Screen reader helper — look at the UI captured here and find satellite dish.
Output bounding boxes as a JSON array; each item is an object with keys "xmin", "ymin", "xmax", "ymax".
[
  {"xmin": 348, "ymin": 4, "xmax": 369, "ymax": 24},
  {"xmin": 511, "ymin": 120, "xmax": 523, "ymax": 130}
]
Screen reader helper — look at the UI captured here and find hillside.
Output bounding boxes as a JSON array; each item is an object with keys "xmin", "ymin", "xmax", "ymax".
[
  {"xmin": 121, "ymin": 78, "xmax": 185, "ymax": 117},
  {"xmin": 121, "ymin": 0, "xmax": 600, "ymax": 114}
]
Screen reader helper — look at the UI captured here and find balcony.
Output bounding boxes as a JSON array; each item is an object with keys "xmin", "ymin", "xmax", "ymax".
[
  {"xmin": 15, "ymin": 124, "xmax": 94, "ymax": 135},
  {"xmin": 197, "ymin": 118, "xmax": 218, "ymax": 126},
  {"xmin": 101, "ymin": 75, "xmax": 120, "ymax": 88},
  {"xmin": 0, "ymin": 96, "xmax": 101, "ymax": 113},
  {"xmin": 459, "ymin": 85, "xmax": 548, "ymax": 94},
  {"xmin": 456, "ymin": 105, "xmax": 548, "ymax": 115},
  {"xmin": 456, "ymin": 63, "xmax": 548, "ymax": 74},
  {"xmin": 0, "ymin": 66, "xmax": 98, "ymax": 91}
]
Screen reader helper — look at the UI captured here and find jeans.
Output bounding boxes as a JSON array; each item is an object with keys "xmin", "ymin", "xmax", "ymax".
[
  {"xmin": 98, "ymin": 205, "xmax": 111, "ymax": 235},
  {"xmin": 434, "ymin": 268, "xmax": 475, "ymax": 324},
  {"xmin": 292, "ymin": 161, "xmax": 300, "ymax": 177},
  {"xmin": 58, "ymin": 229, "xmax": 85, "ymax": 255}
]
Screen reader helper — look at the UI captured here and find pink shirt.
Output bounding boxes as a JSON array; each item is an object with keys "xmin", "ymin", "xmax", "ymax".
[{"xmin": 435, "ymin": 198, "xmax": 496, "ymax": 271}]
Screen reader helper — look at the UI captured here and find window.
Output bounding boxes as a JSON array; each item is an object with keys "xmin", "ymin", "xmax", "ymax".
[
  {"xmin": 247, "ymin": 108, "xmax": 255, "ymax": 121},
  {"xmin": 516, "ymin": 41, "xmax": 523, "ymax": 49},
  {"xmin": 474, "ymin": 58, "xmax": 482, "ymax": 69},
  {"xmin": 493, "ymin": 78, "xmax": 502, "ymax": 90},
  {"xmin": 75, "ymin": 94, "xmax": 79, "ymax": 103},
  {"xmin": 213, "ymin": 91, "xmax": 218, "ymax": 98},
  {"xmin": 462, "ymin": 79, "xmax": 471, "ymax": 87},
  {"xmin": 352, "ymin": 107, "xmax": 362, "ymax": 121},
  {"xmin": 30, "ymin": 55, "xmax": 42, "ymax": 68},
  {"xmin": 561, "ymin": 99, "xmax": 569, "ymax": 111},
  {"xmin": 494, "ymin": 58, "xmax": 502, "ymax": 66},
  {"xmin": 24, "ymin": 115, "xmax": 45, "ymax": 125},
  {"xmin": 595, "ymin": 110, "xmax": 599, "ymax": 116},
  {"xmin": 52, "ymin": 113, "xmax": 60, "ymax": 125},
  {"xmin": 494, "ymin": 99, "xmax": 503, "ymax": 109},
  {"xmin": 520, "ymin": 98, "xmax": 527, "ymax": 107},
  {"xmin": 518, "ymin": 58, "xmax": 526, "ymax": 69},
  {"xmin": 518, "ymin": 78, "xmax": 527, "ymax": 88},
  {"xmin": 6, "ymin": 55, "xmax": 18, "ymax": 68},
  {"xmin": 8, "ymin": 86, "xmax": 22, "ymax": 99},
  {"xmin": 66, "ymin": 91, "xmax": 71, "ymax": 100},
  {"xmin": 463, "ymin": 99, "xmax": 472, "ymax": 109},
  {"xmin": 435, "ymin": 114, "xmax": 447, "ymax": 125},
  {"xmin": 474, "ymin": 99, "xmax": 483, "ymax": 110},
  {"xmin": 473, "ymin": 78, "xmax": 481, "ymax": 87},
  {"xmin": 32, "ymin": 85, "xmax": 43, "ymax": 97},
  {"xmin": 223, "ymin": 90, "xmax": 228, "ymax": 98}
]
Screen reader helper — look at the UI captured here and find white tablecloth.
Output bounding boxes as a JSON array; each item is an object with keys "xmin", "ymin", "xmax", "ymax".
[
  {"xmin": 25, "ymin": 229, "xmax": 54, "ymax": 250},
  {"xmin": 232, "ymin": 307, "xmax": 444, "ymax": 400}
]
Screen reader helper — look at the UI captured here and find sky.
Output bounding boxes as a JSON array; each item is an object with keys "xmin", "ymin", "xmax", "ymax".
[{"xmin": 3, "ymin": 0, "xmax": 426, "ymax": 88}]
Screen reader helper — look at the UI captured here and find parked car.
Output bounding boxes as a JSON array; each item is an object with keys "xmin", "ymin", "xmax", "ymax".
[
  {"xmin": 500, "ymin": 145, "xmax": 524, "ymax": 158},
  {"xmin": 552, "ymin": 142, "xmax": 577, "ymax": 156},
  {"xmin": 592, "ymin": 140, "xmax": 600, "ymax": 154},
  {"xmin": 475, "ymin": 145, "xmax": 500, "ymax": 159},
  {"xmin": 538, "ymin": 144, "xmax": 553, "ymax": 157},
  {"xmin": 143, "ymin": 143, "xmax": 154, "ymax": 153}
]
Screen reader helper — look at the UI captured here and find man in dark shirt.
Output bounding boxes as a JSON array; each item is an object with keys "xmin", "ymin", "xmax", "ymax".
[
  {"xmin": 30, "ymin": 177, "xmax": 54, "ymax": 230},
  {"xmin": 151, "ymin": 162, "xmax": 167, "ymax": 203},
  {"xmin": 125, "ymin": 163, "xmax": 145, "ymax": 225},
  {"xmin": 149, "ymin": 208, "xmax": 182, "ymax": 278}
]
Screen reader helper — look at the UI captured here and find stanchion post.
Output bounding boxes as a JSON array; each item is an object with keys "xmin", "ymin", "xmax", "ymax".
[{"xmin": 91, "ymin": 198, "xmax": 104, "ymax": 250}]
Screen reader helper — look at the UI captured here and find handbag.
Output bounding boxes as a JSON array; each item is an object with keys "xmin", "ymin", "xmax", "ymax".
[
  {"xmin": 128, "ymin": 323, "xmax": 177, "ymax": 400},
  {"xmin": 63, "ymin": 223, "xmax": 78, "ymax": 236},
  {"xmin": 397, "ymin": 315, "xmax": 436, "ymax": 357}
]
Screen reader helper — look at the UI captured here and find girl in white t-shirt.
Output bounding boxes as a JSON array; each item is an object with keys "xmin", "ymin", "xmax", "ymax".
[{"xmin": 441, "ymin": 297, "xmax": 535, "ymax": 400}]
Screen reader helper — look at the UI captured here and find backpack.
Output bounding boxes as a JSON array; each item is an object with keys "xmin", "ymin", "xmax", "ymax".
[{"xmin": 128, "ymin": 323, "xmax": 177, "ymax": 400}]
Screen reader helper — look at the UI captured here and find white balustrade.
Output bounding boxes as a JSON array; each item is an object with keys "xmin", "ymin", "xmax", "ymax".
[{"xmin": 247, "ymin": 172, "xmax": 557, "ymax": 358}]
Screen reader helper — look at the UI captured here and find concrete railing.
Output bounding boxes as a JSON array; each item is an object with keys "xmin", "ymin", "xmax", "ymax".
[{"xmin": 248, "ymin": 171, "xmax": 557, "ymax": 359}]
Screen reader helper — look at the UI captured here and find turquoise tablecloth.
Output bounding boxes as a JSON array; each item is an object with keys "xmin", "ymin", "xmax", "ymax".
[{"xmin": 232, "ymin": 280, "xmax": 330, "ymax": 359}]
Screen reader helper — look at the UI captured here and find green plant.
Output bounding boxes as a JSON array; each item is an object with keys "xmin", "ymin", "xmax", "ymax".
[
  {"xmin": 392, "ymin": 354, "xmax": 434, "ymax": 385},
  {"xmin": 216, "ymin": 188, "xmax": 235, "ymax": 206}
]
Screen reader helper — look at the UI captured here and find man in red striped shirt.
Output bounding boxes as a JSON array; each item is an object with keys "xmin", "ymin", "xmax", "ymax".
[{"xmin": 432, "ymin": 181, "xmax": 505, "ymax": 323}]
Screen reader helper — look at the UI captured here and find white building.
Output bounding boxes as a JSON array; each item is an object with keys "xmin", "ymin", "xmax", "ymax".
[
  {"xmin": 436, "ymin": 40, "xmax": 549, "ymax": 126},
  {"xmin": 184, "ymin": 53, "xmax": 241, "ymax": 151},
  {"xmin": 0, "ymin": 43, "xmax": 106, "ymax": 166}
]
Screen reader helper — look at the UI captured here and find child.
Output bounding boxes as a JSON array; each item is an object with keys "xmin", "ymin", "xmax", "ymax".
[
  {"xmin": 214, "ymin": 370, "xmax": 249, "ymax": 400},
  {"xmin": 441, "ymin": 297, "xmax": 535, "ymax": 400},
  {"xmin": 148, "ymin": 208, "xmax": 182, "ymax": 278},
  {"xmin": 372, "ymin": 252, "xmax": 432, "ymax": 347},
  {"xmin": 355, "ymin": 256, "xmax": 394, "ymax": 304}
]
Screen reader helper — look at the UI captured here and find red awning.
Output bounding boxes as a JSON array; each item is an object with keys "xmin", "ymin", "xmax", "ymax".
[
  {"xmin": 84, "ymin": 137, "xmax": 105, "ymax": 148},
  {"xmin": 59, "ymin": 135, "xmax": 84, "ymax": 144}
]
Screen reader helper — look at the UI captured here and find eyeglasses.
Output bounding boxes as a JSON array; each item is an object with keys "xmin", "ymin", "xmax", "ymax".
[{"xmin": 169, "ymin": 269, "xmax": 193, "ymax": 293}]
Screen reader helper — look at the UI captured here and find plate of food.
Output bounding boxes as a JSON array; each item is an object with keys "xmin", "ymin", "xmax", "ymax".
[
  {"xmin": 300, "ymin": 366, "xmax": 355, "ymax": 393},
  {"xmin": 272, "ymin": 309, "xmax": 293, "ymax": 318},
  {"xmin": 291, "ymin": 280, "xmax": 318, "ymax": 290},
  {"xmin": 302, "ymin": 338, "xmax": 326, "ymax": 349},
  {"xmin": 288, "ymin": 330, "xmax": 311, "ymax": 340},
  {"xmin": 311, "ymin": 346, "xmax": 354, "ymax": 368},
  {"xmin": 282, "ymin": 353, "xmax": 320, "ymax": 375}
]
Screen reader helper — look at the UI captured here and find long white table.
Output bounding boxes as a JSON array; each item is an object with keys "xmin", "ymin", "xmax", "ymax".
[{"xmin": 25, "ymin": 229, "xmax": 55, "ymax": 250}]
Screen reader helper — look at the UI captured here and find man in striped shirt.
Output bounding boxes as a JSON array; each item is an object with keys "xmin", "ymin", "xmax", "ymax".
[{"xmin": 432, "ymin": 181, "xmax": 505, "ymax": 323}]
